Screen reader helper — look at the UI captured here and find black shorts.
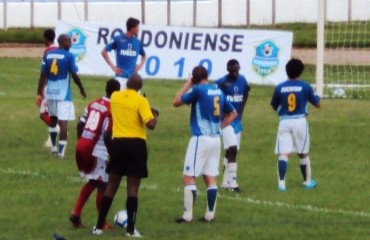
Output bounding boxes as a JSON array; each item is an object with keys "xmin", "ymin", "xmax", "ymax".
[{"xmin": 106, "ymin": 138, "xmax": 148, "ymax": 178}]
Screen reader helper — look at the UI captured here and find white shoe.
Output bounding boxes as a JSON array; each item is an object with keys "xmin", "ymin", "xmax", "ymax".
[
  {"xmin": 44, "ymin": 135, "xmax": 52, "ymax": 148},
  {"xmin": 92, "ymin": 226, "xmax": 103, "ymax": 235},
  {"xmin": 126, "ymin": 229, "xmax": 142, "ymax": 238}
]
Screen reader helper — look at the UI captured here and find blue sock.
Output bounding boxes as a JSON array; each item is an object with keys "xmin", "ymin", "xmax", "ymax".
[
  {"xmin": 49, "ymin": 127, "xmax": 58, "ymax": 146},
  {"xmin": 278, "ymin": 160, "xmax": 287, "ymax": 181},
  {"xmin": 206, "ymin": 186, "xmax": 218, "ymax": 212}
]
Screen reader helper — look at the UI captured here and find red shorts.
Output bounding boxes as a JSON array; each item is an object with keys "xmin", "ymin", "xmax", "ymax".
[{"xmin": 75, "ymin": 138, "xmax": 97, "ymax": 174}]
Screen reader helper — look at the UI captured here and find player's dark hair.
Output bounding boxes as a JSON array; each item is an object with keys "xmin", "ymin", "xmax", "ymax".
[
  {"xmin": 286, "ymin": 58, "xmax": 304, "ymax": 79},
  {"xmin": 106, "ymin": 79, "xmax": 121, "ymax": 97},
  {"xmin": 127, "ymin": 73, "xmax": 143, "ymax": 91},
  {"xmin": 191, "ymin": 66, "xmax": 208, "ymax": 84},
  {"xmin": 44, "ymin": 29, "xmax": 56, "ymax": 42},
  {"xmin": 227, "ymin": 59, "xmax": 240, "ymax": 70},
  {"xmin": 126, "ymin": 17, "xmax": 140, "ymax": 31}
]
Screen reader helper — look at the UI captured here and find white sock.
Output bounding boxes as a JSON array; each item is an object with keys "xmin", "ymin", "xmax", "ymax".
[
  {"xmin": 58, "ymin": 140, "xmax": 67, "ymax": 158},
  {"xmin": 183, "ymin": 185, "xmax": 196, "ymax": 221},
  {"xmin": 227, "ymin": 162, "xmax": 238, "ymax": 187}
]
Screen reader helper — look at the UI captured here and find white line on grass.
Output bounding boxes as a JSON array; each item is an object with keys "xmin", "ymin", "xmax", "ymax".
[{"xmin": 2, "ymin": 167, "xmax": 369, "ymax": 219}]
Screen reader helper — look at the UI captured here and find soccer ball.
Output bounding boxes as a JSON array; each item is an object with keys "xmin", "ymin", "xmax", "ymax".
[
  {"xmin": 114, "ymin": 210, "xmax": 128, "ymax": 228},
  {"xmin": 333, "ymin": 87, "xmax": 346, "ymax": 98}
]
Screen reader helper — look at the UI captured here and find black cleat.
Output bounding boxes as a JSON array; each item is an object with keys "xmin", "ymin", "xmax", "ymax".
[
  {"xmin": 69, "ymin": 214, "xmax": 84, "ymax": 228},
  {"xmin": 176, "ymin": 217, "xmax": 191, "ymax": 224},
  {"xmin": 229, "ymin": 187, "xmax": 241, "ymax": 193}
]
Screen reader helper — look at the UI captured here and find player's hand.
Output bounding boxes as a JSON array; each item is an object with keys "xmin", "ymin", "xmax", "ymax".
[
  {"xmin": 80, "ymin": 89, "xmax": 87, "ymax": 99},
  {"xmin": 135, "ymin": 64, "xmax": 142, "ymax": 72},
  {"xmin": 151, "ymin": 107, "xmax": 159, "ymax": 117},
  {"xmin": 112, "ymin": 66, "xmax": 123, "ymax": 75},
  {"xmin": 36, "ymin": 94, "xmax": 43, "ymax": 107}
]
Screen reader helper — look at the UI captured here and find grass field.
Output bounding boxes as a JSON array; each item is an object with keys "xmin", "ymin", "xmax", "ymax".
[{"xmin": 0, "ymin": 57, "xmax": 369, "ymax": 240}]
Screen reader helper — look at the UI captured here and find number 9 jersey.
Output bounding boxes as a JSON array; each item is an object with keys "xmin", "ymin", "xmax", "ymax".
[{"xmin": 270, "ymin": 80, "xmax": 320, "ymax": 120}]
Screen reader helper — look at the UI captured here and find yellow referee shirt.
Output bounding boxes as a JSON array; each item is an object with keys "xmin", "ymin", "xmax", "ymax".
[{"xmin": 110, "ymin": 89, "xmax": 154, "ymax": 140}]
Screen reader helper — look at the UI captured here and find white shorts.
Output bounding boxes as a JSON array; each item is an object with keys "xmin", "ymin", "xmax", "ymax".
[
  {"xmin": 80, "ymin": 157, "xmax": 109, "ymax": 182},
  {"xmin": 115, "ymin": 77, "xmax": 128, "ymax": 90},
  {"xmin": 183, "ymin": 135, "xmax": 221, "ymax": 177},
  {"xmin": 275, "ymin": 118, "xmax": 310, "ymax": 155},
  {"xmin": 221, "ymin": 125, "xmax": 241, "ymax": 150},
  {"xmin": 47, "ymin": 100, "xmax": 75, "ymax": 121}
]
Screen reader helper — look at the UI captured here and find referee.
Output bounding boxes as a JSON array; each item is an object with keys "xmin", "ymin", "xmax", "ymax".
[{"xmin": 93, "ymin": 73, "xmax": 158, "ymax": 238}]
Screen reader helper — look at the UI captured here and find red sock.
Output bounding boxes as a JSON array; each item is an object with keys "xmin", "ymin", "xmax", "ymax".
[
  {"xmin": 73, "ymin": 182, "xmax": 95, "ymax": 216},
  {"xmin": 40, "ymin": 113, "xmax": 51, "ymax": 126}
]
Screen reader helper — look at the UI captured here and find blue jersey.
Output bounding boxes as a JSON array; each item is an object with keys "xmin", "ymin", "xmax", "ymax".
[
  {"xmin": 41, "ymin": 49, "xmax": 78, "ymax": 101},
  {"xmin": 181, "ymin": 84, "xmax": 235, "ymax": 136},
  {"xmin": 215, "ymin": 74, "xmax": 250, "ymax": 133},
  {"xmin": 270, "ymin": 80, "xmax": 320, "ymax": 120},
  {"xmin": 105, "ymin": 34, "xmax": 146, "ymax": 78}
]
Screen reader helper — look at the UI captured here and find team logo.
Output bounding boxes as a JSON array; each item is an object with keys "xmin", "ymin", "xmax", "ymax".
[
  {"xmin": 67, "ymin": 28, "xmax": 87, "ymax": 62},
  {"xmin": 252, "ymin": 40, "xmax": 279, "ymax": 77},
  {"xmin": 234, "ymin": 86, "xmax": 239, "ymax": 93}
]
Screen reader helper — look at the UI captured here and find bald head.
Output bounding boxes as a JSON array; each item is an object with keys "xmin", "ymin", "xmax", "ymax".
[
  {"xmin": 126, "ymin": 73, "xmax": 143, "ymax": 91},
  {"xmin": 57, "ymin": 34, "xmax": 71, "ymax": 51}
]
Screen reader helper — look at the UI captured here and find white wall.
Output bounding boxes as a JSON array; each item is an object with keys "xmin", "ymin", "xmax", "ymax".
[{"xmin": 1, "ymin": 0, "xmax": 370, "ymax": 29}]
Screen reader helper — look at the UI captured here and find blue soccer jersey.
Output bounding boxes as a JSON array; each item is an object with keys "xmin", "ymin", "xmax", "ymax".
[
  {"xmin": 215, "ymin": 74, "xmax": 250, "ymax": 133},
  {"xmin": 181, "ymin": 84, "xmax": 235, "ymax": 136},
  {"xmin": 105, "ymin": 34, "xmax": 146, "ymax": 78},
  {"xmin": 41, "ymin": 49, "xmax": 78, "ymax": 101},
  {"xmin": 270, "ymin": 80, "xmax": 320, "ymax": 119}
]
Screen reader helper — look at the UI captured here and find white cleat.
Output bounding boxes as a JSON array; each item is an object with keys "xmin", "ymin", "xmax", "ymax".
[
  {"xmin": 92, "ymin": 226, "xmax": 103, "ymax": 235},
  {"xmin": 126, "ymin": 229, "xmax": 142, "ymax": 238}
]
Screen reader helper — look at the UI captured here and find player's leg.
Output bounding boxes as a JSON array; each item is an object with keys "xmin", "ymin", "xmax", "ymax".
[
  {"xmin": 221, "ymin": 126, "xmax": 238, "ymax": 190},
  {"xmin": 70, "ymin": 180, "xmax": 96, "ymax": 228},
  {"xmin": 275, "ymin": 120, "xmax": 293, "ymax": 191},
  {"xmin": 202, "ymin": 136, "xmax": 221, "ymax": 222},
  {"xmin": 46, "ymin": 100, "xmax": 59, "ymax": 155},
  {"xmin": 177, "ymin": 136, "xmax": 201, "ymax": 223},
  {"xmin": 294, "ymin": 118, "xmax": 316, "ymax": 189},
  {"xmin": 126, "ymin": 176, "xmax": 142, "ymax": 236},
  {"xmin": 56, "ymin": 101, "xmax": 75, "ymax": 159},
  {"xmin": 94, "ymin": 173, "xmax": 122, "ymax": 233}
]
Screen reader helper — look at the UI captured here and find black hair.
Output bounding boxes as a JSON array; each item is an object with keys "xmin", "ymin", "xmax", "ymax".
[
  {"xmin": 191, "ymin": 66, "xmax": 208, "ymax": 84},
  {"xmin": 227, "ymin": 59, "xmax": 240, "ymax": 70},
  {"xmin": 106, "ymin": 79, "xmax": 121, "ymax": 97},
  {"xmin": 44, "ymin": 29, "xmax": 56, "ymax": 43},
  {"xmin": 126, "ymin": 73, "xmax": 143, "ymax": 91},
  {"xmin": 286, "ymin": 58, "xmax": 304, "ymax": 79},
  {"xmin": 126, "ymin": 17, "xmax": 140, "ymax": 31}
]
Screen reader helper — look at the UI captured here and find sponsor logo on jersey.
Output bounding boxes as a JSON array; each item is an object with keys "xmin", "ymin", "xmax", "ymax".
[
  {"xmin": 252, "ymin": 40, "xmax": 279, "ymax": 77},
  {"xmin": 207, "ymin": 89, "xmax": 221, "ymax": 96},
  {"xmin": 281, "ymin": 86, "xmax": 303, "ymax": 93},
  {"xmin": 120, "ymin": 43, "xmax": 137, "ymax": 57},
  {"xmin": 67, "ymin": 28, "xmax": 87, "ymax": 62},
  {"xmin": 227, "ymin": 94, "xmax": 243, "ymax": 103}
]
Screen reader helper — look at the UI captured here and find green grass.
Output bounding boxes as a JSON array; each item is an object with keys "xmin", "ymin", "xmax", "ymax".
[
  {"xmin": 2, "ymin": 22, "xmax": 370, "ymax": 48},
  {"xmin": 0, "ymin": 57, "xmax": 370, "ymax": 240}
]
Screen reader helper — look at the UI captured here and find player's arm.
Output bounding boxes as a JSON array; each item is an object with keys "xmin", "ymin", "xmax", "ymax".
[
  {"xmin": 308, "ymin": 85, "xmax": 321, "ymax": 109},
  {"xmin": 270, "ymin": 87, "xmax": 280, "ymax": 111},
  {"xmin": 103, "ymin": 130, "xmax": 113, "ymax": 156},
  {"xmin": 239, "ymin": 85, "xmax": 250, "ymax": 117},
  {"xmin": 221, "ymin": 109, "xmax": 238, "ymax": 129},
  {"xmin": 36, "ymin": 72, "xmax": 47, "ymax": 106},
  {"xmin": 173, "ymin": 76, "xmax": 193, "ymax": 107},
  {"xmin": 135, "ymin": 54, "xmax": 147, "ymax": 72},
  {"xmin": 76, "ymin": 121, "xmax": 85, "ymax": 139},
  {"xmin": 71, "ymin": 73, "xmax": 87, "ymax": 99},
  {"xmin": 101, "ymin": 48, "xmax": 123, "ymax": 75}
]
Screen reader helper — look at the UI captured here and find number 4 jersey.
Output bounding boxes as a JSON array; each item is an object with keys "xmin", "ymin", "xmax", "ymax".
[
  {"xmin": 41, "ymin": 49, "xmax": 78, "ymax": 101},
  {"xmin": 79, "ymin": 97, "xmax": 111, "ymax": 161},
  {"xmin": 270, "ymin": 79, "xmax": 320, "ymax": 120}
]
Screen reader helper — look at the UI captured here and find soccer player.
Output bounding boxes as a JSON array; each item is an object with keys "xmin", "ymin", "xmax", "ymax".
[
  {"xmin": 215, "ymin": 59, "xmax": 250, "ymax": 192},
  {"xmin": 93, "ymin": 74, "xmax": 158, "ymax": 238},
  {"xmin": 101, "ymin": 17, "xmax": 147, "ymax": 90},
  {"xmin": 270, "ymin": 58, "xmax": 320, "ymax": 192},
  {"xmin": 173, "ymin": 66, "xmax": 237, "ymax": 223},
  {"xmin": 36, "ymin": 34, "xmax": 87, "ymax": 159},
  {"xmin": 69, "ymin": 79, "xmax": 120, "ymax": 229},
  {"xmin": 36, "ymin": 29, "xmax": 58, "ymax": 147}
]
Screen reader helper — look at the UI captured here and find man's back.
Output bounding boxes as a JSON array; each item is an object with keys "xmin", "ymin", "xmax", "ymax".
[
  {"xmin": 181, "ymin": 84, "xmax": 232, "ymax": 136},
  {"xmin": 110, "ymin": 89, "xmax": 152, "ymax": 139},
  {"xmin": 271, "ymin": 79, "xmax": 319, "ymax": 118}
]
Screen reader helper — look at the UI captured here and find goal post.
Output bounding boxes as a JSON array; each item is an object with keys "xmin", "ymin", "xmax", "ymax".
[{"xmin": 316, "ymin": 0, "xmax": 325, "ymax": 98}]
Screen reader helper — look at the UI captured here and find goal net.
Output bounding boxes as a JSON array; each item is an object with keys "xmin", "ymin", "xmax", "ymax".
[{"xmin": 319, "ymin": 0, "xmax": 370, "ymax": 99}]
